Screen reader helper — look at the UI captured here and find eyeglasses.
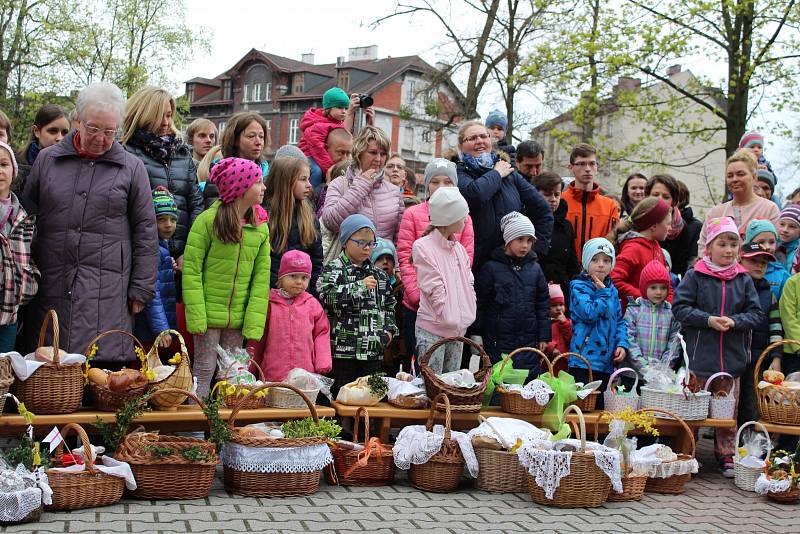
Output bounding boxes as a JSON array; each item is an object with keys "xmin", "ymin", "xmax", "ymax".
[
  {"xmin": 84, "ymin": 124, "xmax": 117, "ymax": 138},
  {"xmin": 349, "ymin": 238, "xmax": 378, "ymax": 249},
  {"xmin": 462, "ymin": 133, "xmax": 490, "ymax": 144}
]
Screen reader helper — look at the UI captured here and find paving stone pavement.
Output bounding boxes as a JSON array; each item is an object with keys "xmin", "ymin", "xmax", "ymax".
[{"xmin": 2, "ymin": 437, "xmax": 791, "ymax": 534}]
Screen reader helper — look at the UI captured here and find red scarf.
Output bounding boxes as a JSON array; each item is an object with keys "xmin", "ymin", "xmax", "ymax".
[{"xmin": 72, "ymin": 132, "xmax": 100, "ymax": 159}]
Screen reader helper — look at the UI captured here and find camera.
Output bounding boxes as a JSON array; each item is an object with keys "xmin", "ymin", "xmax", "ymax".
[{"xmin": 358, "ymin": 94, "xmax": 374, "ymax": 108}]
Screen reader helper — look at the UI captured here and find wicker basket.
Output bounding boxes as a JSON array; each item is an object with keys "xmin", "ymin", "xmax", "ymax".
[
  {"xmin": 754, "ymin": 340, "xmax": 800, "ymax": 425},
  {"xmin": 644, "ymin": 408, "xmax": 696, "ymax": 494},
  {"xmin": 222, "ymin": 358, "xmax": 266, "ymax": 409},
  {"xmin": 551, "ymin": 352, "xmax": 600, "ymax": 412},
  {"xmin": 11, "ymin": 310, "xmax": 84, "ymax": 415},
  {"xmin": 705, "ymin": 371, "xmax": 736, "ymax": 420},
  {"xmin": 606, "ymin": 473, "xmax": 648, "ymax": 502},
  {"xmin": 0, "ymin": 478, "xmax": 43, "ymax": 525},
  {"xmin": 420, "ymin": 336, "xmax": 491, "ymax": 413},
  {"xmin": 604, "ymin": 367, "xmax": 640, "ymax": 413},
  {"xmin": 326, "ymin": 406, "xmax": 394, "ymax": 486},
  {"xmin": 85, "ymin": 330, "xmax": 151, "ymax": 412},
  {"xmin": 496, "ymin": 348, "xmax": 554, "ymax": 415},
  {"xmin": 114, "ymin": 388, "xmax": 218, "ymax": 500},
  {"xmin": 473, "ymin": 416, "xmax": 527, "ymax": 493},
  {"xmin": 734, "ymin": 421, "xmax": 771, "ymax": 492},
  {"xmin": 224, "ymin": 382, "xmax": 328, "ymax": 497},
  {"xmin": 46, "ymin": 422, "xmax": 125, "ymax": 510},
  {"xmin": 526, "ymin": 405, "xmax": 612, "ymax": 507},
  {"xmin": 265, "ymin": 383, "xmax": 320, "ymax": 409},
  {"xmin": 409, "ymin": 393, "xmax": 465, "ymax": 492},
  {"xmin": 146, "ymin": 330, "xmax": 193, "ymax": 410},
  {"xmin": 0, "ymin": 357, "xmax": 14, "ymax": 413},
  {"xmin": 640, "ymin": 386, "xmax": 710, "ymax": 421},
  {"xmin": 768, "ymin": 486, "xmax": 800, "ymax": 504}
]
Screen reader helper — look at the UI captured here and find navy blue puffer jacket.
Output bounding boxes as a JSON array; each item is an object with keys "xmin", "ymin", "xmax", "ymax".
[{"xmin": 134, "ymin": 242, "xmax": 177, "ymax": 341}]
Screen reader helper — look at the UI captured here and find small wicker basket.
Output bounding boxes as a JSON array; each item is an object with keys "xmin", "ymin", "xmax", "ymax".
[
  {"xmin": 326, "ymin": 406, "xmax": 394, "ymax": 486},
  {"xmin": 146, "ymin": 330, "xmax": 193, "ymax": 410},
  {"xmin": 0, "ymin": 357, "xmax": 15, "ymax": 413},
  {"xmin": 420, "ymin": 336, "xmax": 491, "ymax": 413},
  {"xmin": 496, "ymin": 347, "xmax": 554, "ymax": 415},
  {"xmin": 644, "ymin": 408, "xmax": 697, "ymax": 494},
  {"xmin": 47, "ymin": 422, "xmax": 126, "ymax": 510},
  {"xmin": 409, "ymin": 393, "xmax": 465, "ymax": 493},
  {"xmin": 754, "ymin": 340, "xmax": 800, "ymax": 425},
  {"xmin": 85, "ymin": 330, "xmax": 151, "ymax": 412},
  {"xmin": 473, "ymin": 416, "xmax": 528, "ymax": 493},
  {"xmin": 222, "ymin": 358, "xmax": 267, "ymax": 409},
  {"xmin": 603, "ymin": 367, "xmax": 641, "ymax": 413},
  {"xmin": 265, "ymin": 383, "xmax": 320, "ymax": 409},
  {"xmin": 550, "ymin": 352, "xmax": 600, "ymax": 412},
  {"xmin": 734, "ymin": 421, "xmax": 771, "ymax": 492},
  {"xmin": 705, "ymin": 371, "xmax": 736, "ymax": 420}
]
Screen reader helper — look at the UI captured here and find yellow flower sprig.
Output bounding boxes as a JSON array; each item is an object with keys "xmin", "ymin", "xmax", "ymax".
[
  {"xmin": 210, "ymin": 380, "xmax": 266, "ymax": 399},
  {"xmin": 168, "ymin": 353, "xmax": 182, "ymax": 365},
  {"xmin": 83, "ymin": 343, "xmax": 99, "ymax": 383},
  {"xmin": 17, "ymin": 402, "xmax": 34, "ymax": 425},
  {"xmin": 601, "ymin": 407, "xmax": 660, "ymax": 437}
]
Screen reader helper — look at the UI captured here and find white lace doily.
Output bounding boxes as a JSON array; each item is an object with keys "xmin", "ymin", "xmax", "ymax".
[
  {"xmin": 648, "ymin": 458, "xmax": 699, "ymax": 478},
  {"xmin": 0, "ymin": 465, "xmax": 51, "ymax": 522},
  {"xmin": 222, "ymin": 442, "xmax": 332, "ymax": 473},
  {"xmin": 755, "ymin": 473, "xmax": 792, "ymax": 495},
  {"xmin": 468, "ymin": 417, "xmax": 550, "ymax": 449},
  {"xmin": 503, "ymin": 380, "xmax": 553, "ymax": 406},
  {"xmin": 393, "ymin": 424, "xmax": 478, "ymax": 477}
]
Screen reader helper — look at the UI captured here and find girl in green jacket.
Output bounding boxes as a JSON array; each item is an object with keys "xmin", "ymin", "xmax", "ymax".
[{"xmin": 183, "ymin": 157, "xmax": 270, "ymax": 398}]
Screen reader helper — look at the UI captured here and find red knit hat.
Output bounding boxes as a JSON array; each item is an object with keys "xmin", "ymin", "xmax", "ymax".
[
  {"xmin": 638, "ymin": 260, "xmax": 671, "ymax": 296},
  {"xmin": 548, "ymin": 283, "xmax": 565, "ymax": 304}
]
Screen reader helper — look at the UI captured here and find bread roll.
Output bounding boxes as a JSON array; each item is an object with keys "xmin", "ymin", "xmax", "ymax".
[
  {"xmin": 107, "ymin": 371, "xmax": 133, "ymax": 392},
  {"xmin": 87, "ymin": 368, "xmax": 108, "ymax": 386},
  {"xmin": 34, "ymin": 346, "xmax": 66, "ymax": 363}
]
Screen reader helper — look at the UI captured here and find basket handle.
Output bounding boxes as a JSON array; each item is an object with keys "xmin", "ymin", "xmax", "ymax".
[
  {"xmin": 53, "ymin": 422, "xmax": 97, "ymax": 472},
  {"xmin": 227, "ymin": 382, "xmax": 319, "ymax": 430},
  {"xmin": 704, "ymin": 371, "xmax": 735, "ymax": 398},
  {"xmin": 562, "ymin": 404, "xmax": 586, "ymax": 451},
  {"xmin": 502, "ymin": 347, "xmax": 555, "ymax": 377},
  {"xmin": 352, "ymin": 406, "xmax": 371, "ymax": 445},
  {"xmin": 426, "ymin": 393, "xmax": 452, "ymax": 447},
  {"xmin": 419, "ymin": 336, "xmax": 491, "ymax": 373},
  {"xmin": 37, "ymin": 309, "xmax": 60, "ymax": 365},
  {"xmin": 135, "ymin": 388, "xmax": 211, "ymax": 433},
  {"xmin": 83, "ymin": 329, "xmax": 146, "ymax": 363},
  {"xmin": 551, "ymin": 352, "xmax": 593, "ymax": 382},
  {"xmin": 638, "ymin": 408, "xmax": 695, "ymax": 457},
  {"xmin": 147, "ymin": 329, "xmax": 191, "ymax": 371},
  {"xmin": 735, "ymin": 421, "xmax": 772, "ymax": 460},
  {"xmin": 753, "ymin": 339, "xmax": 800, "ymax": 388},
  {"xmin": 477, "ymin": 414, "xmax": 513, "ymax": 450},
  {"xmin": 606, "ymin": 367, "xmax": 638, "ymax": 395}
]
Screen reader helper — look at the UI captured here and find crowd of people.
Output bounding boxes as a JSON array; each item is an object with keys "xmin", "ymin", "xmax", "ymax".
[{"xmin": 2, "ymin": 81, "xmax": 800, "ymax": 479}]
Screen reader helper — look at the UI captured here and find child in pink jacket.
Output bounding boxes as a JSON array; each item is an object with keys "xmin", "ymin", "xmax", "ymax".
[
  {"xmin": 412, "ymin": 187, "xmax": 477, "ymax": 374},
  {"xmin": 297, "ymin": 87, "xmax": 353, "ymax": 184},
  {"xmin": 247, "ymin": 250, "xmax": 332, "ymax": 381}
]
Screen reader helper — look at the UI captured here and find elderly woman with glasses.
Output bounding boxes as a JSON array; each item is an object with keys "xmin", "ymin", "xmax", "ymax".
[
  {"xmin": 455, "ymin": 119, "xmax": 552, "ymax": 274},
  {"xmin": 22, "ymin": 82, "xmax": 158, "ymax": 367}
]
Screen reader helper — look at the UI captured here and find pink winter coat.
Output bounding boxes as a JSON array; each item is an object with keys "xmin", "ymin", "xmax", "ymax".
[
  {"xmin": 247, "ymin": 289, "xmax": 332, "ymax": 382},
  {"xmin": 297, "ymin": 108, "xmax": 344, "ymax": 176},
  {"xmin": 413, "ymin": 229, "xmax": 477, "ymax": 338},
  {"xmin": 321, "ymin": 165, "xmax": 404, "ymax": 241},
  {"xmin": 397, "ymin": 201, "xmax": 474, "ymax": 311}
]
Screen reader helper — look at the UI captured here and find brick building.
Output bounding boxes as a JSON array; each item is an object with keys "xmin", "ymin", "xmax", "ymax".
[{"xmin": 184, "ymin": 45, "xmax": 466, "ymax": 173}]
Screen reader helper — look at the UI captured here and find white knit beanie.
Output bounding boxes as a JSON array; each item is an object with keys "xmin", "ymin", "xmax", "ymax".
[
  {"xmin": 501, "ymin": 211, "xmax": 535, "ymax": 245},
  {"xmin": 429, "ymin": 187, "xmax": 469, "ymax": 226}
]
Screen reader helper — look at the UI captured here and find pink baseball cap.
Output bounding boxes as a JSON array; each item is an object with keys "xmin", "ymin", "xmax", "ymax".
[
  {"xmin": 278, "ymin": 250, "xmax": 312, "ymax": 279},
  {"xmin": 208, "ymin": 157, "xmax": 262, "ymax": 203}
]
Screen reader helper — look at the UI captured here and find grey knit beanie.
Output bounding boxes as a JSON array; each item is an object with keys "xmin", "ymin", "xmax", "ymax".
[{"xmin": 423, "ymin": 158, "xmax": 458, "ymax": 198}]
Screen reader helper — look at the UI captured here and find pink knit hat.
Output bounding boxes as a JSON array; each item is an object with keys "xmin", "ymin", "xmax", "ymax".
[
  {"xmin": 208, "ymin": 157, "xmax": 263, "ymax": 203},
  {"xmin": 278, "ymin": 250, "xmax": 312, "ymax": 279},
  {"xmin": 548, "ymin": 283, "xmax": 565, "ymax": 304},
  {"xmin": 706, "ymin": 216, "xmax": 740, "ymax": 249}
]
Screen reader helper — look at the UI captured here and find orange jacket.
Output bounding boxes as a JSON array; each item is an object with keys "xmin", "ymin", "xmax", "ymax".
[{"xmin": 564, "ymin": 182, "xmax": 620, "ymax": 263}]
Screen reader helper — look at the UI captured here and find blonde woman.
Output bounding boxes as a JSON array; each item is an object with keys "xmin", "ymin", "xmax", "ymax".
[{"xmin": 122, "ymin": 86, "xmax": 202, "ymax": 258}]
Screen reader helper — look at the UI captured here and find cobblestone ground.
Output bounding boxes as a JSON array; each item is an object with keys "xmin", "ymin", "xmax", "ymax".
[{"xmin": 3, "ymin": 438, "xmax": 791, "ymax": 534}]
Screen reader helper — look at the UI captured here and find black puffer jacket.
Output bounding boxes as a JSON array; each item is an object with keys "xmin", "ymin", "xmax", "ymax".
[
  {"xmin": 124, "ymin": 143, "xmax": 203, "ymax": 257},
  {"xmin": 538, "ymin": 199, "xmax": 581, "ymax": 306},
  {"xmin": 661, "ymin": 206, "xmax": 702, "ymax": 277}
]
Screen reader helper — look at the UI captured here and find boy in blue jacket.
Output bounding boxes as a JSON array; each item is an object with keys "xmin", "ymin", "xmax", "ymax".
[
  {"xmin": 745, "ymin": 219, "xmax": 789, "ymax": 299},
  {"xmin": 134, "ymin": 187, "xmax": 177, "ymax": 347},
  {"xmin": 569, "ymin": 238, "xmax": 628, "ymax": 407}
]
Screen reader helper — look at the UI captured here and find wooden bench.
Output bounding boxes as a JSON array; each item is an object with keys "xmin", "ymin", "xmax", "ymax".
[
  {"xmin": 332, "ymin": 401, "xmax": 735, "ymax": 455},
  {"xmin": 756, "ymin": 420, "xmax": 800, "ymax": 437},
  {"xmin": 0, "ymin": 405, "xmax": 336, "ymax": 437}
]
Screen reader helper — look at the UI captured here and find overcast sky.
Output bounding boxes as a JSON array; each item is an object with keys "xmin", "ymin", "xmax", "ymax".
[{"xmin": 179, "ymin": 1, "xmax": 797, "ymax": 193}]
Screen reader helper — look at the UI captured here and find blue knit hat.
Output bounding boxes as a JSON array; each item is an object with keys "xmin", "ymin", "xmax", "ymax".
[
  {"xmin": 581, "ymin": 237, "xmax": 616, "ymax": 272},
  {"xmin": 485, "ymin": 109, "xmax": 507, "ymax": 131},
  {"xmin": 339, "ymin": 214, "xmax": 376, "ymax": 246},
  {"xmin": 323, "ymin": 87, "xmax": 350, "ymax": 110},
  {"xmin": 745, "ymin": 219, "xmax": 777, "ymax": 243},
  {"xmin": 661, "ymin": 248, "xmax": 672, "ymax": 270},
  {"xmin": 370, "ymin": 238, "xmax": 397, "ymax": 265}
]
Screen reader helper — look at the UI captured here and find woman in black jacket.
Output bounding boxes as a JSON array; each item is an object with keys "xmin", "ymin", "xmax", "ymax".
[
  {"xmin": 121, "ymin": 86, "xmax": 203, "ymax": 259},
  {"xmin": 646, "ymin": 174, "xmax": 701, "ymax": 276}
]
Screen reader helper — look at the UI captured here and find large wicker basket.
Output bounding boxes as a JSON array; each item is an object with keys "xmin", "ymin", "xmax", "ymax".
[
  {"xmin": 603, "ymin": 367, "xmax": 641, "ymax": 413},
  {"xmin": 551, "ymin": 352, "xmax": 600, "ymax": 412},
  {"xmin": 734, "ymin": 421, "xmax": 771, "ymax": 492},
  {"xmin": 46, "ymin": 423, "xmax": 125, "ymax": 510},
  {"xmin": 0, "ymin": 357, "xmax": 14, "ymax": 413},
  {"xmin": 146, "ymin": 330, "xmax": 193, "ymax": 410},
  {"xmin": 85, "ymin": 330, "xmax": 151, "ymax": 412},
  {"xmin": 644, "ymin": 408, "xmax": 697, "ymax": 494},
  {"xmin": 12, "ymin": 310, "xmax": 84, "ymax": 414},
  {"xmin": 496, "ymin": 347, "xmax": 554, "ymax": 415},
  {"xmin": 473, "ymin": 416, "xmax": 527, "ymax": 493},
  {"xmin": 420, "ymin": 336, "xmax": 491, "ymax": 413},
  {"xmin": 326, "ymin": 406, "xmax": 394, "ymax": 486},
  {"xmin": 409, "ymin": 393, "xmax": 465, "ymax": 492},
  {"xmin": 705, "ymin": 371, "xmax": 736, "ymax": 420},
  {"xmin": 222, "ymin": 358, "xmax": 266, "ymax": 409},
  {"xmin": 754, "ymin": 340, "xmax": 800, "ymax": 425},
  {"xmin": 223, "ymin": 382, "xmax": 328, "ymax": 497},
  {"xmin": 114, "ymin": 388, "xmax": 218, "ymax": 500},
  {"xmin": 526, "ymin": 405, "xmax": 612, "ymax": 507}
]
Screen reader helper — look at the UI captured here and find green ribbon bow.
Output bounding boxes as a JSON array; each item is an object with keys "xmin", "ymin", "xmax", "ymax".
[
  {"xmin": 483, "ymin": 354, "xmax": 529, "ymax": 406},
  {"xmin": 539, "ymin": 371, "xmax": 579, "ymax": 439}
]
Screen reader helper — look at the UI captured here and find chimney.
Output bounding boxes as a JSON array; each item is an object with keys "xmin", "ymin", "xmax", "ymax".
[
  {"xmin": 616, "ymin": 76, "xmax": 641, "ymax": 92},
  {"xmin": 301, "ymin": 52, "xmax": 314, "ymax": 64},
  {"xmin": 667, "ymin": 64, "xmax": 682, "ymax": 77},
  {"xmin": 336, "ymin": 56, "xmax": 345, "ymax": 67}
]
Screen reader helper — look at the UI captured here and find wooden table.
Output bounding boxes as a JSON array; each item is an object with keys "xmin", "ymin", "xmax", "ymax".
[
  {"xmin": 332, "ymin": 401, "xmax": 734, "ymax": 455},
  {"xmin": 756, "ymin": 420, "xmax": 800, "ymax": 436},
  {"xmin": 0, "ymin": 405, "xmax": 335, "ymax": 437}
]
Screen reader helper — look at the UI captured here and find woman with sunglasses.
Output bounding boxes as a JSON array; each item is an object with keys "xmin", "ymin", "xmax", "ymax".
[{"xmin": 455, "ymin": 120, "xmax": 552, "ymax": 274}]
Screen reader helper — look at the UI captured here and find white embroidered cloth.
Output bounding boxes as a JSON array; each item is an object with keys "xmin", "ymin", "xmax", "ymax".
[
  {"xmin": 648, "ymin": 457, "xmax": 699, "ymax": 478},
  {"xmin": 468, "ymin": 417, "xmax": 550, "ymax": 449},
  {"xmin": 4, "ymin": 351, "xmax": 86, "ymax": 381},
  {"xmin": 221, "ymin": 442, "xmax": 332, "ymax": 473},
  {"xmin": 392, "ymin": 424, "xmax": 478, "ymax": 477},
  {"xmin": 0, "ymin": 465, "xmax": 50, "ymax": 522},
  {"xmin": 502, "ymin": 380, "xmax": 553, "ymax": 406},
  {"xmin": 49, "ymin": 456, "xmax": 137, "ymax": 490},
  {"xmin": 517, "ymin": 437, "xmax": 623, "ymax": 499},
  {"xmin": 386, "ymin": 377, "xmax": 427, "ymax": 401},
  {"xmin": 754, "ymin": 473, "xmax": 792, "ymax": 495}
]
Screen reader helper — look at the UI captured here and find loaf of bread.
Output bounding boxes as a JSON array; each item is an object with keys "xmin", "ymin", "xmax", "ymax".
[
  {"xmin": 87, "ymin": 368, "xmax": 108, "ymax": 387},
  {"xmin": 34, "ymin": 346, "xmax": 66, "ymax": 363},
  {"xmin": 107, "ymin": 369, "xmax": 147, "ymax": 392}
]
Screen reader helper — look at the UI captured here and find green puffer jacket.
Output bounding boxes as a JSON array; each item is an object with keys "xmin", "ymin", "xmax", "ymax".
[{"xmin": 183, "ymin": 201, "xmax": 270, "ymax": 340}]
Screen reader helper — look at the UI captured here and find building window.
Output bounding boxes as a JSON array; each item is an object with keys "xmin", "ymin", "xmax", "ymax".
[
  {"xmin": 252, "ymin": 83, "xmax": 262, "ymax": 102},
  {"xmin": 406, "ymin": 81, "xmax": 416, "ymax": 105},
  {"xmin": 218, "ymin": 121, "xmax": 226, "ymax": 134},
  {"xmin": 404, "ymin": 125, "xmax": 415, "ymax": 151},
  {"xmin": 243, "ymin": 83, "xmax": 250, "ymax": 102},
  {"xmin": 265, "ymin": 82, "xmax": 272, "ymax": 102},
  {"xmin": 265, "ymin": 119, "xmax": 271, "ymax": 136},
  {"xmin": 222, "ymin": 80, "xmax": 232, "ymax": 100},
  {"xmin": 338, "ymin": 71, "xmax": 349, "ymax": 92},
  {"xmin": 293, "ymin": 74, "xmax": 304, "ymax": 94},
  {"xmin": 186, "ymin": 84, "xmax": 194, "ymax": 103},
  {"xmin": 288, "ymin": 118, "xmax": 299, "ymax": 144}
]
